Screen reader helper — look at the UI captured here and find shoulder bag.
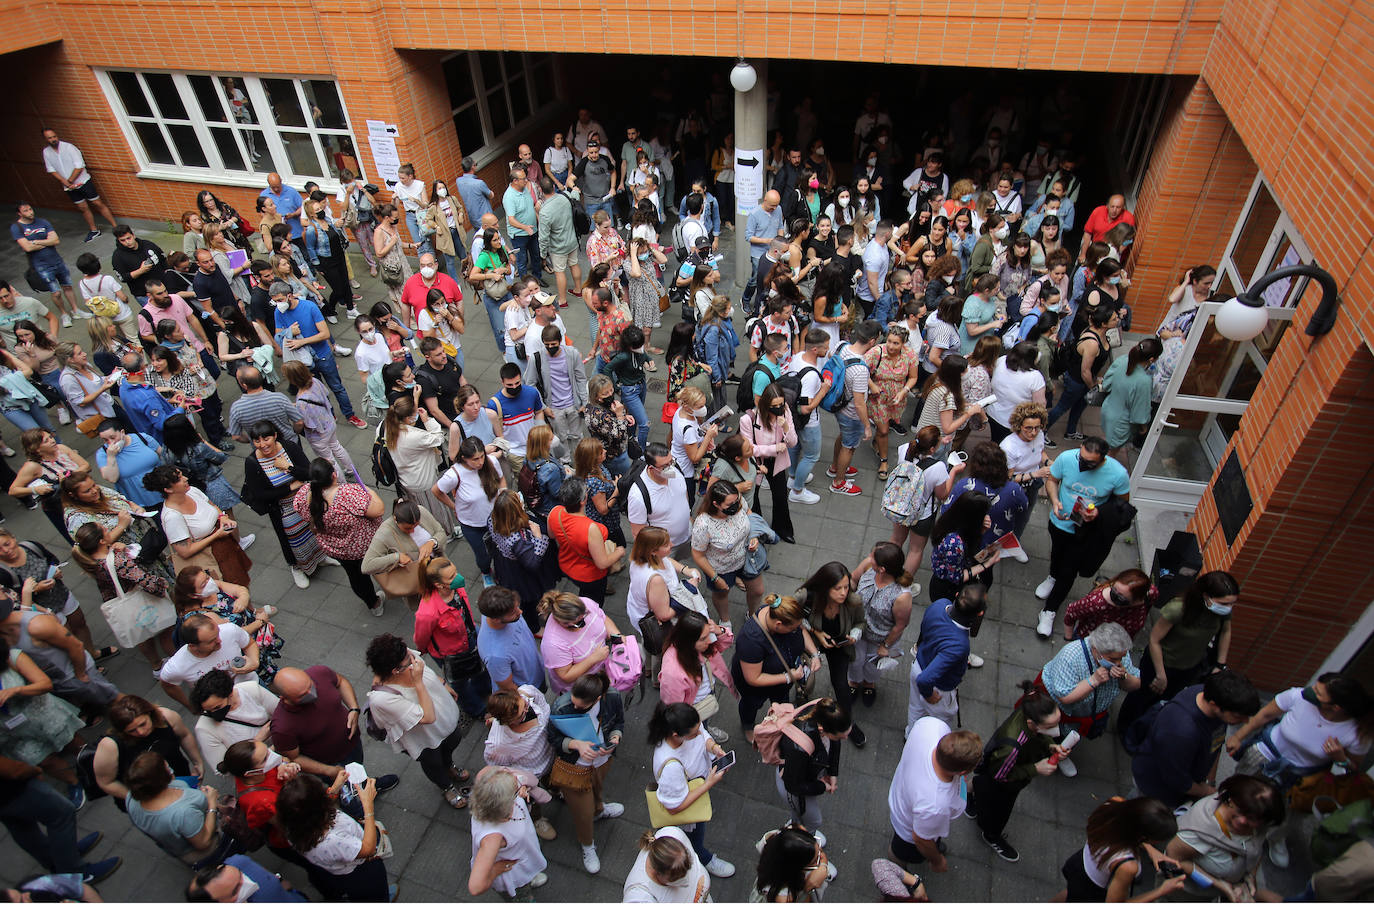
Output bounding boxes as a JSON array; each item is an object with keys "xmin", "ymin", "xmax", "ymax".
[
  {"xmin": 759, "ymin": 614, "xmax": 816, "ymax": 704},
  {"xmin": 645, "ymin": 757, "xmax": 712, "ymax": 828},
  {"xmin": 98, "ymin": 550, "xmax": 177, "ymax": 647}
]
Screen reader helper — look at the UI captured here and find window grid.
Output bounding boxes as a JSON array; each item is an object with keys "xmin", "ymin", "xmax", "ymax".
[{"xmin": 443, "ymin": 51, "xmax": 556, "ymax": 158}]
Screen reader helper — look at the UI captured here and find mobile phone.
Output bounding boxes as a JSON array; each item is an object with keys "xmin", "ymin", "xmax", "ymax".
[
  {"xmin": 1158, "ymin": 863, "xmax": 1184, "ymax": 879},
  {"xmin": 713, "ymin": 751, "xmax": 736, "ymax": 771}
]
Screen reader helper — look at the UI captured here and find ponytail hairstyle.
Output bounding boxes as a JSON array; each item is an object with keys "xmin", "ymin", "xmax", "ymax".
[
  {"xmin": 1016, "ymin": 679, "xmax": 1060, "ymax": 727},
  {"xmin": 306, "ymin": 457, "xmax": 336, "ymax": 534},
  {"xmin": 905, "ymin": 425, "xmax": 943, "ymax": 461},
  {"xmin": 870, "ymin": 541, "xmax": 914, "ymax": 587},
  {"xmin": 1319, "ymin": 673, "xmax": 1374, "ymax": 742},
  {"xmin": 809, "ymin": 697, "xmax": 853, "ymax": 736},
  {"xmin": 217, "ymin": 739, "xmax": 259, "ymax": 778},
  {"xmin": 384, "ymin": 395, "xmax": 417, "ymax": 450},
  {"xmin": 1125, "ymin": 336, "xmax": 1164, "ymax": 376},
  {"xmin": 637, "ymin": 830, "xmax": 693, "ymax": 884},
  {"xmin": 537, "ymin": 590, "xmax": 587, "ymax": 624},
  {"xmin": 419, "ymin": 555, "xmax": 455, "ymax": 596},
  {"xmin": 646, "ymin": 700, "xmax": 701, "ymax": 747}
]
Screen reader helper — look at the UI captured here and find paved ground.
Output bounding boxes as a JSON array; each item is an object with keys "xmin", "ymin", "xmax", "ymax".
[{"xmin": 0, "ymin": 205, "xmax": 1305, "ymax": 902}]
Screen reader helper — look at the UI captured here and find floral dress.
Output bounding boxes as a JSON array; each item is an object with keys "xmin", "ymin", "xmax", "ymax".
[
  {"xmin": 667, "ymin": 354, "xmax": 712, "ymax": 403},
  {"xmin": 626, "ymin": 266, "xmax": 663, "ymax": 330},
  {"xmin": 65, "ymin": 492, "xmax": 175, "ymax": 585},
  {"xmin": 960, "ymin": 363, "xmax": 992, "ymax": 430},
  {"xmin": 255, "ymin": 452, "xmax": 326, "ymax": 574},
  {"xmin": 0, "ymin": 649, "xmax": 85, "ymax": 766},
  {"xmin": 175, "ymin": 588, "xmax": 284, "ymax": 685},
  {"xmin": 585, "ymin": 404, "xmax": 631, "ymax": 459},
  {"xmin": 863, "ymin": 345, "xmax": 920, "ymax": 425},
  {"xmin": 582, "ymin": 467, "xmax": 625, "ymax": 546}
]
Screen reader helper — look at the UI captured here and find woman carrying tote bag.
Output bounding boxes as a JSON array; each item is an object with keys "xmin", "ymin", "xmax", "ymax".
[
  {"xmin": 361, "ymin": 497, "xmax": 441, "ymax": 609},
  {"xmin": 644, "ymin": 701, "xmax": 736, "ymax": 879}
]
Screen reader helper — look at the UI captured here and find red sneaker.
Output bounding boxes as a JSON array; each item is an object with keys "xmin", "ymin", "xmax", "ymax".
[
  {"xmin": 347, "ymin": 415, "xmax": 368, "ymax": 429},
  {"xmin": 826, "ymin": 465, "xmax": 859, "ymax": 479},
  {"xmin": 829, "ymin": 480, "xmax": 863, "ymax": 496}
]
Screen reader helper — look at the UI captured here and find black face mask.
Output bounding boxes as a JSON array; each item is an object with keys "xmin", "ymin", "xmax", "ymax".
[
  {"xmin": 205, "ymin": 705, "xmax": 232, "ymax": 722},
  {"xmin": 518, "ymin": 707, "xmax": 534, "ymax": 724},
  {"xmin": 769, "ymin": 405, "xmax": 785, "ymax": 415},
  {"xmin": 1108, "ymin": 588, "xmax": 1131, "ymax": 607},
  {"xmin": 1079, "ymin": 456, "xmax": 1103, "ymax": 471},
  {"xmin": 722, "ymin": 500, "xmax": 742, "ymax": 516}
]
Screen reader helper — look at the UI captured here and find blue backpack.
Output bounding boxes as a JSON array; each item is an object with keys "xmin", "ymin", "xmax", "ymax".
[{"xmin": 818, "ymin": 343, "xmax": 864, "ymax": 413}]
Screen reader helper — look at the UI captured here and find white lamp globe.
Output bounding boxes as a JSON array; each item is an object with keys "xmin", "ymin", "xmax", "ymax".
[
  {"xmin": 1214, "ymin": 297, "xmax": 1270, "ymax": 341},
  {"xmin": 730, "ymin": 61, "xmax": 757, "ymax": 93}
]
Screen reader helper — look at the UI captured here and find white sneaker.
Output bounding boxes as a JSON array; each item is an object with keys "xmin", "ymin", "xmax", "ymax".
[
  {"xmin": 73, "ymin": 309, "xmax": 93, "ymax": 319},
  {"xmin": 705, "ymin": 856, "xmax": 736, "ymax": 878},
  {"xmin": 1036, "ymin": 610, "xmax": 1056, "ymax": 638},
  {"xmin": 582, "ymin": 845, "xmax": 601, "ymax": 874},
  {"xmin": 350, "ymin": 279, "xmax": 361, "ymax": 289},
  {"xmin": 708, "ymin": 725, "xmax": 730, "ymax": 743},
  {"xmin": 238, "ymin": 533, "xmax": 256, "ymax": 551},
  {"xmin": 60, "ymin": 314, "xmax": 73, "ymax": 328},
  {"xmin": 595, "ymin": 802, "xmax": 624, "ymax": 820},
  {"xmin": 813, "ymin": 830, "xmax": 827, "ymax": 848},
  {"xmin": 326, "ymin": 314, "xmax": 339, "ymax": 324},
  {"xmin": 322, "ymin": 556, "xmax": 341, "ymax": 567},
  {"xmin": 789, "ymin": 488, "xmax": 820, "ymax": 504},
  {"xmin": 345, "ymin": 307, "xmax": 360, "ymax": 319},
  {"xmin": 1035, "ymin": 576, "xmax": 1056, "ymax": 599},
  {"xmin": 291, "ymin": 567, "xmax": 310, "ymax": 589},
  {"xmin": 1057, "ymin": 756, "xmax": 1077, "ymax": 777},
  {"xmin": 805, "ymin": 472, "xmax": 814, "ymax": 484},
  {"xmin": 369, "ymin": 599, "xmax": 385, "ymax": 618},
  {"xmin": 57, "ymin": 407, "xmax": 71, "ymax": 424},
  {"xmin": 1269, "ymin": 837, "xmax": 1290, "ymax": 869},
  {"xmin": 967, "ymin": 653, "xmax": 985, "ymax": 668},
  {"xmin": 529, "ymin": 872, "xmax": 549, "ymax": 889},
  {"xmin": 333, "ymin": 345, "xmax": 353, "ymax": 357}
]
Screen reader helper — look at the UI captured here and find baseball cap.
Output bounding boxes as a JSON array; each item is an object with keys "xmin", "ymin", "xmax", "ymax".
[
  {"xmin": 694, "ymin": 235, "xmax": 711, "ymax": 250},
  {"xmin": 533, "ymin": 291, "xmax": 555, "ymax": 308}
]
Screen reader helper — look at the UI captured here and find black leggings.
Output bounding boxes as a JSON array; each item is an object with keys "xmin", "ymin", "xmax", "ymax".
[
  {"xmin": 758, "ymin": 457, "xmax": 793, "ymax": 537},
  {"xmin": 415, "ymin": 723, "xmax": 465, "ymax": 790},
  {"xmin": 971, "ymin": 770, "xmax": 1024, "ymax": 838},
  {"xmin": 738, "ymin": 681, "xmax": 791, "ymax": 733},
  {"xmin": 338, "ymin": 557, "xmax": 378, "ymax": 608}
]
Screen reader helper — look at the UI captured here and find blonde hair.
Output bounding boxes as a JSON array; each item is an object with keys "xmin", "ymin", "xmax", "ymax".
[
  {"xmin": 525, "ymin": 424, "xmax": 554, "ymax": 462},
  {"xmin": 86, "ymin": 316, "xmax": 116, "ymax": 352},
  {"xmin": 470, "ymin": 768, "xmax": 519, "ymax": 823},
  {"xmin": 537, "ymin": 590, "xmax": 586, "ymax": 623},
  {"xmin": 762, "ymin": 594, "xmax": 806, "ymax": 626},
  {"xmin": 675, "ymin": 386, "xmax": 706, "ymax": 412},
  {"xmin": 587, "ymin": 374, "xmax": 614, "ymax": 406},
  {"xmin": 1008, "ymin": 401, "xmax": 1049, "ymax": 431},
  {"xmin": 573, "ymin": 436, "xmax": 605, "ymax": 479},
  {"xmin": 384, "ymin": 396, "xmax": 416, "ymax": 450}
]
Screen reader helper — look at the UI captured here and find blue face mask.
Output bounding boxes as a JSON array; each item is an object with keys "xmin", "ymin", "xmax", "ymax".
[
  {"xmin": 1108, "ymin": 276, "xmax": 1123, "ymax": 285},
  {"xmin": 960, "ymin": 193, "xmax": 974, "ymax": 202},
  {"xmin": 163, "ymin": 339, "xmax": 185, "ymax": 350},
  {"xmin": 1098, "ymin": 658, "xmax": 1119, "ymax": 672}
]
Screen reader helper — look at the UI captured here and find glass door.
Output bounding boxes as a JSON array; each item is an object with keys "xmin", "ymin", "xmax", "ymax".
[{"xmin": 1129, "ymin": 176, "xmax": 1312, "ymax": 511}]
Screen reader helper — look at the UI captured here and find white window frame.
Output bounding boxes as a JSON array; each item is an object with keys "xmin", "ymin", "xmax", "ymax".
[
  {"xmin": 94, "ymin": 70, "xmax": 363, "ymax": 193},
  {"xmin": 441, "ymin": 51, "xmax": 558, "ymax": 168}
]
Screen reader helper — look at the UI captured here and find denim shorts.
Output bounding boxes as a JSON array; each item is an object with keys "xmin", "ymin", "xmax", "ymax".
[
  {"xmin": 35, "ymin": 258, "xmax": 72, "ymax": 291},
  {"xmin": 835, "ymin": 412, "xmax": 864, "ymax": 449}
]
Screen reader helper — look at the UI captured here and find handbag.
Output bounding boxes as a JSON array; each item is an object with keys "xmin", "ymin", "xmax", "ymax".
[
  {"xmin": 29, "ymin": 378, "xmax": 63, "ymax": 409},
  {"xmin": 549, "ymin": 757, "xmax": 594, "ymax": 791},
  {"xmin": 658, "ymin": 290, "xmax": 671, "ymax": 313},
  {"xmin": 215, "ymin": 793, "xmax": 266, "ymax": 851},
  {"xmin": 373, "ymin": 818, "xmax": 394, "ymax": 859},
  {"xmin": 693, "ymin": 692, "xmax": 720, "ymax": 722},
  {"xmin": 98, "ymin": 550, "xmax": 177, "ymax": 647},
  {"xmin": 483, "ymin": 276, "xmax": 512, "ymax": 301},
  {"xmin": 637, "ymin": 611, "xmax": 672, "ymax": 657},
  {"xmin": 76, "ymin": 413, "xmax": 105, "ymax": 438},
  {"xmin": 645, "ymin": 758, "xmax": 713, "ymax": 828},
  {"xmin": 374, "ymin": 559, "xmax": 423, "ymax": 599}
]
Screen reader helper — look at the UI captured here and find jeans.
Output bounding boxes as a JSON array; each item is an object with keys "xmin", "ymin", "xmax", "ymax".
[
  {"xmin": 460, "ymin": 521, "xmax": 494, "ymax": 577},
  {"xmin": 311, "ymin": 353, "xmax": 356, "ymax": 419},
  {"xmin": 1048, "ymin": 373, "xmax": 1089, "ymax": 434},
  {"xmin": 788, "ymin": 421, "xmax": 822, "ymax": 491},
  {"xmin": 619, "ymin": 382, "xmax": 649, "ymax": 447},
  {"xmin": 34, "ymin": 259, "xmax": 72, "ymax": 292},
  {"xmin": 682, "ymin": 820, "xmax": 715, "ymax": 869},
  {"xmin": 482, "ymin": 293, "xmax": 509, "ymax": 355},
  {"xmin": 509, "ymin": 233, "xmax": 543, "ymax": 280},
  {"xmin": 606, "ymin": 451, "xmax": 632, "ymax": 477},
  {"xmin": 405, "ymin": 211, "xmax": 433, "ymax": 257},
  {"xmin": 774, "ymin": 769, "xmax": 824, "ymax": 831},
  {"xmin": 2, "ymin": 401, "xmax": 53, "ymax": 432},
  {"xmin": 0, "ymin": 775, "xmax": 80, "ymax": 873},
  {"xmin": 741, "ymin": 260, "xmax": 763, "ymax": 315},
  {"xmin": 583, "ymin": 199, "xmax": 614, "ymax": 221}
]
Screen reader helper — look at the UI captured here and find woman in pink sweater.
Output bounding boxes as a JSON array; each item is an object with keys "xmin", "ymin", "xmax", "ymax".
[
  {"xmin": 737, "ymin": 384, "xmax": 799, "ymax": 543},
  {"xmin": 657, "ymin": 611, "xmax": 736, "ymax": 744}
]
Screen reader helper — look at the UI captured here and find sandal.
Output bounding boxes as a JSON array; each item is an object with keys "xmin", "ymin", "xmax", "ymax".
[
  {"xmin": 443, "ymin": 786, "xmax": 469, "ymax": 809},
  {"xmin": 448, "ymin": 766, "xmax": 472, "ymax": 784},
  {"xmin": 648, "ymin": 346, "xmax": 666, "ymax": 355},
  {"xmin": 93, "ymin": 646, "xmax": 120, "ymax": 662},
  {"xmin": 644, "ymin": 360, "xmax": 658, "ymax": 372},
  {"xmin": 876, "ymin": 457, "xmax": 889, "ymax": 480}
]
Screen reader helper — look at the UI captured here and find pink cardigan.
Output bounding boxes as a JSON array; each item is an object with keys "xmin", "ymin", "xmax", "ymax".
[
  {"xmin": 738, "ymin": 408, "xmax": 799, "ymax": 471},
  {"xmin": 658, "ymin": 643, "xmax": 736, "ymax": 705}
]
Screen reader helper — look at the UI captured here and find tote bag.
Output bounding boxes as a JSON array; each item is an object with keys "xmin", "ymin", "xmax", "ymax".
[{"xmin": 99, "ymin": 550, "xmax": 177, "ymax": 646}]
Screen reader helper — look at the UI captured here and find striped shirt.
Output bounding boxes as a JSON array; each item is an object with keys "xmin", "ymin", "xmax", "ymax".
[
  {"xmin": 486, "ymin": 385, "xmax": 544, "ymax": 456},
  {"xmin": 228, "ymin": 390, "xmax": 302, "ymax": 438}
]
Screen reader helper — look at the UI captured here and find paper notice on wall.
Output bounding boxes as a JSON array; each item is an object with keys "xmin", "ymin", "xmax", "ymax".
[
  {"xmin": 370, "ymin": 137, "xmax": 401, "ymax": 188},
  {"xmin": 734, "ymin": 148, "xmax": 765, "ymax": 216}
]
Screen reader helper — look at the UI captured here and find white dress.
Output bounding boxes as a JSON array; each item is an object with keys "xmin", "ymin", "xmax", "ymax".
[{"xmin": 471, "ymin": 795, "xmax": 547, "ymax": 896}]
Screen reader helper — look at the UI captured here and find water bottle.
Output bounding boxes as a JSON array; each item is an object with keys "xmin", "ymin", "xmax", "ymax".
[{"xmin": 1048, "ymin": 729, "xmax": 1081, "ymax": 766}]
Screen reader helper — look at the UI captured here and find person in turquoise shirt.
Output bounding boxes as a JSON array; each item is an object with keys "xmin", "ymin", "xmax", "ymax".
[
  {"xmin": 958, "ymin": 274, "xmax": 1004, "ymax": 354},
  {"xmin": 750, "ymin": 334, "xmax": 786, "ymax": 405},
  {"xmin": 502, "ymin": 166, "xmax": 544, "ymax": 284},
  {"xmin": 1099, "ymin": 338, "xmax": 1163, "ymax": 455}
]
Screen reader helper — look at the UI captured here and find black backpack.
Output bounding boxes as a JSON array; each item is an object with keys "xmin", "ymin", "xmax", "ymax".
[
  {"xmin": 775, "ymin": 366, "xmax": 817, "ymax": 424},
  {"xmin": 615, "ymin": 458, "xmax": 651, "ymax": 515},
  {"xmin": 563, "ymin": 191, "xmax": 590, "ymax": 237},
  {"xmin": 736, "ymin": 360, "xmax": 776, "ymax": 414},
  {"xmin": 370, "ymin": 423, "xmax": 398, "ymax": 488},
  {"xmin": 1120, "ymin": 699, "xmax": 1169, "ymax": 756}
]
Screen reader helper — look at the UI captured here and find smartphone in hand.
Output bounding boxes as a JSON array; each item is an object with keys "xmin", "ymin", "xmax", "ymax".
[{"xmin": 713, "ymin": 751, "xmax": 736, "ymax": 771}]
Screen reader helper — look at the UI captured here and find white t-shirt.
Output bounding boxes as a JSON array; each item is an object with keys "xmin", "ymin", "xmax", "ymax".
[
  {"xmin": 1000, "ymin": 432, "xmax": 1044, "ymax": 475},
  {"xmin": 651, "ymin": 733, "xmax": 713, "ymax": 810},
  {"xmin": 435, "ymin": 462, "xmax": 497, "ymax": 528},
  {"xmin": 857, "ymin": 239, "xmax": 890, "ymax": 302},
  {"xmin": 503, "ymin": 303, "xmax": 534, "ymax": 349},
  {"xmin": 670, "ymin": 411, "xmax": 706, "ymax": 475},
  {"xmin": 523, "ymin": 314, "xmax": 566, "ymax": 361},
  {"xmin": 628, "ymin": 559, "xmax": 680, "ymax": 629},
  {"xmin": 303, "ymin": 814, "xmax": 366, "ymax": 875},
  {"xmin": 43, "ymin": 141, "xmax": 90, "ymax": 187},
  {"xmin": 693, "ymin": 289, "xmax": 714, "ymax": 323},
  {"xmin": 160, "ymin": 487, "xmax": 221, "ymax": 545},
  {"xmin": 77, "ymin": 274, "xmax": 133, "ymax": 321},
  {"xmin": 418, "ymin": 309, "xmax": 463, "ymax": 354},
  {"xmin": 195, "ymin": 682, "xmax": 279, "ymax": 774},
  {"xmin": 888, "ymin": 716, "xmax": 964, "ymax": 843},
  {"xmin": 680, "ymin": 218, "xmax": 708, "ymax": 250},
  {"xmin": 159, "ymin": 623, "xmax": 252, "ymax": 688},
  {"xmin": 1267, "ymin": 687, "xmax": 1370, "ymax": 769},
  {"xmin": 471, "ymin": 796, "xmax": 547, "ymax": 896},
  {"xmin": 367, "ymin": 650, "xmax": 461, "ymax": 758},
  {"xmin": 624, "ymin": 826, "xmax": 709, "ymax": 903},
  {"xmin": 544, "ymin": 145, "xmax": 574, "ymax": 175},
  {"xmin": 354, "ymin": 335, "xmax": 393, "ymax": 375},
  {"xmin": 391, "ymin": 178, "xmax": 426, "ymax": 213},
  {"xmin": 785, "ymin": 356, "xmax": 824, "ymax": 428},
  {"xmin": 627, "ymin": 472, "xmax": 692, "ymax": 547},
  {"xmin": 986, "ymin": 358, "xmax": 1046, "ymax": 426}
]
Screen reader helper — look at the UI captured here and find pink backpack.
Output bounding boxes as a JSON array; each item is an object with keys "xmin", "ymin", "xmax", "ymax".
[
  {"xmin": 604, "ymin": 634, "xmax": 644, "ymax": 692},
  {"xmin": 752, "ymin": 698, "xmax": 821, "ymax": 765}
]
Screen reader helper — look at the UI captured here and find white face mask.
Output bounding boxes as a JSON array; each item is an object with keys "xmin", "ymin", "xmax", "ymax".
[
  {"xmin": 235, "ymin": 876, "xmax": 261, "ymax": 903},
  {"xmin": 1037, "ymin": 726, "xmax": 1060, "ymax": 737},
  {"xmin": 201, "ymin": 577, "xmax": 220, "ymax": 598},
  {"xmin": 274, "ymin": 300, "xmax": 290, "ymax": 313},
  {"xmin": 693, "ymin": 406, "xmax": 708, "ymax": 418},
  {"xmin": 249, "ymin": 750, "xmax": 284, "ymax": 775},
  {"xmin": 420, "ymin": 266, "xmax": 437, "ymax": 280},
  {"xmin": 994, "ymin": 225, "xmax": 1010, "ymax": 240},
  {"xmin": 838, "ymin": 196, "xmax": 850, "ymax": 207},
  {"xmin": 360, "ymin": 329, "xmax": 376, "ymax": 341},
  {"xmin": 436, "ymin": 188, "xmax": 448, "ymax": 198}
]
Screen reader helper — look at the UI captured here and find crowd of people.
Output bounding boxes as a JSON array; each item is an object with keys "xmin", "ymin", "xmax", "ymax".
[{"xmin": 0, "ymin": 98, "xmax": 1370, "ymax": 905}]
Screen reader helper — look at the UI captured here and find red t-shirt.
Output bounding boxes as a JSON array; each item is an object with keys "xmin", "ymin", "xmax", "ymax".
[
  {"xmin": 235, "ymin": 770, "xmax": 290, "ymax": 849},
  {"xmin": 1062, "ymin": 584, "xmax": 1158, "ymax": 639},
  {"xmin": 548, "ymin": 505, "xmax": 608, "ymax": 582},
  {"xmin": 270, "ymin": 665, "xmax": 355, "ymax": 764},
  {"xmin": 400, "ymin": 272, "xmax": 463, "ymax": 318},
  {"xmin": 1081, "ymin": 206, "xmax": 1136, "ymax": 244}
]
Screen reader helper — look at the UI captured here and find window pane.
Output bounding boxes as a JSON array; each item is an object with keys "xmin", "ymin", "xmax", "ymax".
[
  {"xmin": 167, "ymin": 124, "xmax": 209, "ymax": 168},
  {"xmin": 238, "ymin": 129, "xmax": 271, "ymax": 174},
  {"xmin": 209, "ymin": 127, "xmax": 247, "ymax": 171},
  {"xmin": 479, "ymin": 51, "xmax": 502, "ymax": 88},
  {"xmin": 188, "ymin": 75, "xmax": 227, "ymax": 123},
  {"xmin": 452, "ymin": 107, "xmax": 484, "ymax": 156},
  {"xmin": 443, "ymin": 55, "xmax": 476, "ymax": 108},
  {"xmin": 508, "ymin": 74, "xmax": 530, "ymax": 124},
  {"xmin": 144, "ymin": 73, "xmax": 188, "ymax": 120},
  {"xmin": 280, "ymin": 131, "xmax": 322, "ymax": 177},
  {"xmin": 263, "ymin": 79, "xmax": 307, "ymax": 128},
  {"xmin": 1177, "ymin": 320, "xmax": 1240, "ymax": 398},
  {"xmin": 304, "ymin": 80, "xmax": 347, "ymax": 130},
  {"xmin": 110, "ymin": 71, "xmax": 152, "ymax": 117},
  {"xmin": 133, "ymin": 123, "xmax": 174, "ymax": 165},
  {"xmin": 531, "ymin": 60, "xmax": 555, "ymax": 108},
  {"xmin": 222, "ymin": 78, "xmax": 259, "ymax": 126},
  {"xmin": 1230, "ymin": 184, "xmax": 1280, "ymax": 288},
  {"xmin": 320, "ymin": 134, "xmax": 361, "ymax": 181},
  {"xmin": 486, "ymin": 89, "xmax": 511, "ymax": 137}
]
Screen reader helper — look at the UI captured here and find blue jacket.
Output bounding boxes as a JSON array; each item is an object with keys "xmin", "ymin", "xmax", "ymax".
[
  {"xmin": 698, "ymin": 321, "xmax": 739, "ymax": 384},
  {"xmin": 119, "ymin": 382, "xmax": 183, "ymax": 445},
  {"xmin": 678, "ymin": 192, "xmax": 721, "ymax": 235},
  {"xmin": 913, "ymin": 600, "xmax": 971, "ymax": 697},
  {"xmin": 303, "ymin": 221, "xmax": 339, "ymax": 265}
]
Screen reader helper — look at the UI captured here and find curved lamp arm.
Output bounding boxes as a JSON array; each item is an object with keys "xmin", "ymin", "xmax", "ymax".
[{"xmin": 1236, "ymin": 264, "xmax": 1341, "ymax": 337}]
